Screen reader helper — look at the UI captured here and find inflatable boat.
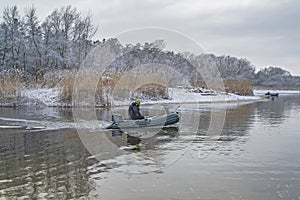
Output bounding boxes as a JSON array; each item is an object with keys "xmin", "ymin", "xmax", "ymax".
[
  {"xmin": 105, "ymin": 113, "xmax": 180, "ymax": 129},
  {"xmin": 265, "ymin": 92, "xmax": 279, "ymax": 97}
]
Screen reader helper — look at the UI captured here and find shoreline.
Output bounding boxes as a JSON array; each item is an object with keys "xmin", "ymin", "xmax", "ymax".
[{"xmin": 3, "ymin": 88, "xmax": 293, "ymax": 108}]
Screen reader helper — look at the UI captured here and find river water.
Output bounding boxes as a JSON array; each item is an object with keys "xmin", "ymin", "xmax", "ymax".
[{"xmin": 0, "ymin": 95, "xmax": 300, "ymax": 200}]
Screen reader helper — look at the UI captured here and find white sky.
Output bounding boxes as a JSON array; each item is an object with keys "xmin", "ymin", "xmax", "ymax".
[{"xmin": 1, "ymin": 0, "xmax": 300, "ymax": 75}]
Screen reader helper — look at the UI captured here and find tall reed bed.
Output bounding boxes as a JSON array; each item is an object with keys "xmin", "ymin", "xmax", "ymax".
[
  {"xmin": 224, "ymin": 80, "xmax": 253, "ymax": 96},
  {"xmin": 0, "ymin": 70, "xmax": 21, "ymax": 98}
]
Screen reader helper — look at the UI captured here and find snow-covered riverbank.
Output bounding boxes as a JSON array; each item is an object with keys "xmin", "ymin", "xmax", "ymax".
[
  {"xmin": 113, "ymin": 88, "xmax": 263, "ymax": 106},
  {"xmin": 2, "ymin": 87, "xmax": 299, "ymax": 107},
  {"xmin": 0, "ymin": 88, "xmax": 63, "ymax": 107}
]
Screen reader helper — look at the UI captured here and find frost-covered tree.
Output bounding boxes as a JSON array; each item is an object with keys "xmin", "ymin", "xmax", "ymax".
[
  {"xmin": 1, "ymin": 6, "xmax": 25, "ymax": 70},
  {"xmin": 23, "ymin": 6, "xmax": 43, "ymax": 79},
  {"xmin": 254, "ymin": 66, "xmax": 292, "ymax": 86},
  {"xmin": 216, "ymin": 55, "xmax": 255, "ymax": 80},
  {"xmin": 0, "ymin": 23, "xmax": 6, "ymax": 69},
  {"xmin": 42, "ymin": 5, "xmax": 96, "ymax": 70},
  {"xmin": 181, "ymin": 53, "xmax": 255, "ymax": 83},
  {"xmin": 72, "ymin": 13, "xmax": 95, "ymax": 67},
  {"xmin": 0, "ymin": 5, "xmax": 97, "ymax": 83},
  {"xmin": 42, "ymin": 7, "xmax": 73, "ymax": 69}
]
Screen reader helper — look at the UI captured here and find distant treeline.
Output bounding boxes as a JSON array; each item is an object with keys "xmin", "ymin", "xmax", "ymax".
[
  {"xmin": 1, "ymin": 5, "xmax": 300, "ymax": 88},
  {"xmin": 183, "ymin": 53, "xmax": 300, "ymax": 87}
]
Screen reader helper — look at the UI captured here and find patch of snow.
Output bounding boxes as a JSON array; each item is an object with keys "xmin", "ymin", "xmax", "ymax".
[
  {"xmin": 22, "ymin": 88, "xmax": 60, "ymax": 106},
  {"xmin": 113, "ymin": 88, "xmax": 262, "ymax": 106},
  {"xmin": 0, "ymin": 125, "xmax": 24, "ymax": 129},
  {"xmin": 169, "ymin": 88, "xmax": 260, "ymax": 103}
]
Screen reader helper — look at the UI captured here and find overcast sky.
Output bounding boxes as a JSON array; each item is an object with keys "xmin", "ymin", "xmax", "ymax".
[{"xmin": 1, "ymin": 0, "xmax": 300, "ymax": 75}]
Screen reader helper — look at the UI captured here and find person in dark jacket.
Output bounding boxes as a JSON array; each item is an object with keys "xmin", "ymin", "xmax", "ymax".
[{"xmin": 128, "ymin": 99, "xmax": 145, "ymax": 120}]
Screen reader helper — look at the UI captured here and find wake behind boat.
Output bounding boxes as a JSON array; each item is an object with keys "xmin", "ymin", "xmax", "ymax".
[{"xmin": 105, "ymin": 113, "xmax": 180, "ymax": 129}]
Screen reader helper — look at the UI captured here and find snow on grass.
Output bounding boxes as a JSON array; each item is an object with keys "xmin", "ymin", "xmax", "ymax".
[{"xmin": 22, "ymin": 88, "xmax": 60, "ymax": 106}]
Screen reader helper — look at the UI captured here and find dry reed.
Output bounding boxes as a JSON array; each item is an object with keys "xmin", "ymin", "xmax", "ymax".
[{"xmin": 0, "ymin": 71, "xmax": 21, "ymax": 98}]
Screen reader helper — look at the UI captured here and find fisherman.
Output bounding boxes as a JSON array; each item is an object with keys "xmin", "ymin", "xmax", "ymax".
[{"xmin": 128, "ymin": 99, "xmax": 145, "ymax": 120}]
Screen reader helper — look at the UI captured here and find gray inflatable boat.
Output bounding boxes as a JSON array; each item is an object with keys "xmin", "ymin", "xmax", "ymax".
[{"xmin": 106, "ymin": 113, "xmax": 180, "ymax": 129}]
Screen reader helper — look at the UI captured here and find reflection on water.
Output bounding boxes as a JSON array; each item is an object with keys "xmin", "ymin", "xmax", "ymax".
[
  {"xmin": 0, "ymin": 129, "xmax": 97, "ymax": 199},
  {"xmin": 0, "ymin": 95, "xmax": 300, "ymax": 199}
]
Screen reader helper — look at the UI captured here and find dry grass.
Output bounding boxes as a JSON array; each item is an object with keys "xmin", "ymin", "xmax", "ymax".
[
  {"xmin": 132, "ymin": 83, "xmax": 168, "ymax": 100},
  {"xmin": 109, "ymin": 70, "xmax": 168, "ymax": 101},
  {"xmin": 192, "ymin": 80, "xmax": 207, "ymax": 88},
  {"xmin": 43, "ymin": 70, "xmax": 75, "ymax": 88},
  {"xmin": 58, "ymin": 73, "xmax": 104, "ymax": 104},
  {"xmin": 193, "ymin": 79, "xmax": 254, "ymax": 96},
  {"xmin": 224, "ymin": 79, "xmax": 253, "ymax": 96},
  {"xmin": 58, "ymin": 75, "xmax": 75, "ymax": 103},
  {"xmin": 0, "ymin": 71, "xmax": 21, "ymax": 98}
]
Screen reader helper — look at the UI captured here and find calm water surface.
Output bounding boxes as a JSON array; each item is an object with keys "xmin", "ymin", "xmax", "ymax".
[{"xmin": 0, "ymin": 95, "xmax": 300, "ymax": 200}]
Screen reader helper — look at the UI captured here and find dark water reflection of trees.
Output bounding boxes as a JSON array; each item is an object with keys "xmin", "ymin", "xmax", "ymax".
[
  {"xmin": 196, "ymin": 103, "xmax": 255, "ymax": 138},
  {"xmin": 0, "ymin": 128, "xmax": 99, "ymax": 199},
  {"xmin": 255, "ymin": 95, "xmax": 300, "ymax": 126}
]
